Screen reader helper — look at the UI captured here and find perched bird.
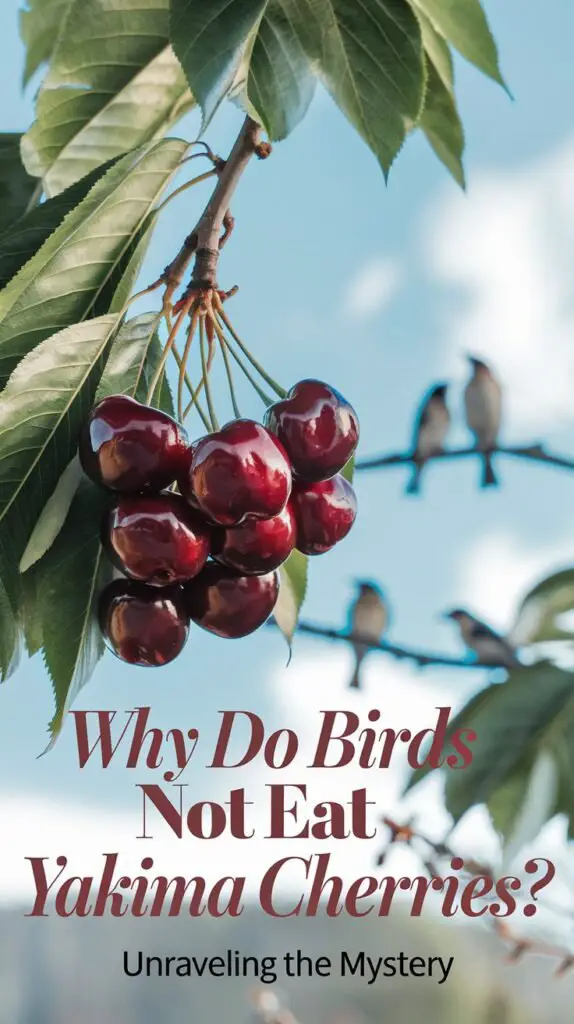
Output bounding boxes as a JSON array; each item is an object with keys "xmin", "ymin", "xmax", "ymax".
[
  {"xmin": 347, "ymin": 581, "xmax": 388, "ymax": 689},
  {"xmin": 444, "ymin": 609, "xmax": 521, "ymax": 668},
  {"xmin": 464, "ymin": 355, "xmax": 502, "ymax": 487},
  {"xmin": 406, "ymin": 383, "xmax": 450, "ymax": 495}
]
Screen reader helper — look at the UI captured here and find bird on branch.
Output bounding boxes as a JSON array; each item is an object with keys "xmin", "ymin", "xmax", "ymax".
[
  {"xmin": 443, "ymin": 609, "xmax": 521, "ymax": 668},
  {"xmin": 464, "ymin": 355, "xmax": 502, "ymax": 488},
  {"xmin": 406, "ymin": 383, "xmax": 451, "ymax": 495},
  {"xmin": 347, "ymin": 581, "xmax": 388, "ymax": 688}
]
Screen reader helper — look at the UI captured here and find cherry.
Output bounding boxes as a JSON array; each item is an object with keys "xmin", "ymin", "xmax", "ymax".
[
  {"xmin": 79, "ymin": 394, "xmax": 188, "ymax": 493},
  {"xmin": 292, "ymin": 474, "xmax": 357, "ymax": 555},
  {"xmin": 211, "ymin": 502, "xmax": 296, "ymax": 575},
  {"xmin": 102, "ymin": 493, "xmax": 211, "ymax": 586},
  {"xmin": 264, "ymin": 379, "xmax": 359, "ymax": 482},
  {"xmin": 183, "ymin": 563, "xmax": 279, "ymax": 638},
  {"xmin": 179, "ymin": 419, "xmax": 292, "ymax": 526},
  {"xmin": 99, "ymin": 578, "xmax": 189, "ymax": 666}
]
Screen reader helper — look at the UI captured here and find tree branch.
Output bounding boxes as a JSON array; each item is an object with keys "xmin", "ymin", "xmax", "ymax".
[
  {"xmin": 160, "ymin": 117, "xmax": 264, "ymax": 299},
  {"xmin": 356, "ymin": 443, "xmax": 574, "ymax": 475},
  {"xmin": 273, "ymin": 620, "xmax": 508, "ymax": 670},
  {"xmin": 192, "ymin": 116, "xmax": 262, "ymax": 289}
]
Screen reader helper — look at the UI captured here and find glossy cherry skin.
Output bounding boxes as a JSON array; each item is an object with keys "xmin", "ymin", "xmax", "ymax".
[
  {"xmin": 183, "ymin": 563, "xmax": 279, "ymax": 638},
  {"xmin": 99, "ymin": 578, "xmax": 189, "ymax": 666},
  {"xmin": 79, "ymin": 394, "xmax": 188, "ymax": 493},
  {"xmin": 211, "ymin": 502, "xmax": 296, "ymax": 575},
  {"xmin": 264, "ymin": 379, "xmax": 359, "ymax": 482},
  {"xmin": 102, "ymin": 493, "xmax": 211, "ymax": 586},
  {"xmin": 292, "ymin": 474, "xmax": 357, "ymax": 555},
  {"xmin": 179, "ymin": 419, "xmax": 292, "ymax": 526}
]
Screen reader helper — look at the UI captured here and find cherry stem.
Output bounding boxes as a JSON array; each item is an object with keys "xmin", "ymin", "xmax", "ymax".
[
  {"xmin": 155, "ymin": 170, "xmax": 217, "ymax": 214},
  {"xmin": 122, "ymin": 279, "xmax": 163, "ymax": 313},
  {"xmin": 213, "ymin": 295, "xmax": 286, "ymax": 399},
  {"xmin": 211, "ymin": 316, "xmax": 273, "ymax": 406},
  {"xmin": 199, "ymin": 314, "xmax": 219, "ymax": 431},
  {"xmin": 145, "ymin": 299, "xmax": 191, "ymax": 404},
  {"xmin": 182, "ymin": 374, "xmax": 209, "ymax": 424},
  {"xmin": 218, "ymin": 328, "xmax": 242, "ymax": 419},
  {"xmin": 177, "ymin": 304, "xmax": 200, "ymax": 423}
]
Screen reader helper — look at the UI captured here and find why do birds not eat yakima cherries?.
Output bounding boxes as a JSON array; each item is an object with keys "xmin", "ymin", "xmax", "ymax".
[
  {"xmin": 264, "ymin": 379, "xmax": 359, "ymax": 482},
  {"xmin": 80, "ymin": 377, "xmax": 359, "ymax": 667}
]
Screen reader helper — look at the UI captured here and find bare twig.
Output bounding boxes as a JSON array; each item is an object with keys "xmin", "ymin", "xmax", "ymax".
[
  {"xmin": 376, "ymin": 816, "xmax": 574, "ymax": 976},
  {"xmin": 357, "ymin": 443, "xmax": 574, "ymax": 475}
]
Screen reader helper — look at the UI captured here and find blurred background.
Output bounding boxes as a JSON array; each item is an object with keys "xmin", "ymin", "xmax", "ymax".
[{"xmin": 2, "ymin": 0, "xmax": 574, "ymax": 1019}]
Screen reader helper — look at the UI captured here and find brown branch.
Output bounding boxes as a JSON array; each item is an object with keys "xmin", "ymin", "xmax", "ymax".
[
  {"xmin": 356, "ymin": 443, "xmax": 574, "ymax": 475},
  {"xmin": 278, "ymin": 620, "xmax": 511, "ymax": 670},
  {"xmin": 377, "ymin": 817, "xmax": 574, "ymax": 976},
  {"xmin": 192, "ymin": 116, "xmax": 262, "ymax": 289},
  {"xmin": 158, "ymin": 117, "xmax": 264, "ymax": 302}
]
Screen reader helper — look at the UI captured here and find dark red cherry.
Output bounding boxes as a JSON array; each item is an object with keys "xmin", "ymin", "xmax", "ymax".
[
  {"xmin": 292, "ymin": 474, "xmax": 357, "ymax": 555},
  {"xmin": 79, "ymin": 394, "xmax": 188, "ymax": 493},
  {"xmin": 211, "ymin": 503, "xmax": 295, "ymax": 575},
  {"xmin": 102, "ymin": 493, "xmax": 211, "ymax": 586},
  {"xmin": 179, "ymin": 419, "xmax": 292, "ymax": 526},
  {"xmin": 183, "ymin": 563, "xmax": 279, "ymax": 638},
  {"xmin": 98, "ymin": 578, "xmax": 189, "ymax": 666},
  {"xmin": 264, "ymin": 379, "xmax": 359, "ymax": 482}
]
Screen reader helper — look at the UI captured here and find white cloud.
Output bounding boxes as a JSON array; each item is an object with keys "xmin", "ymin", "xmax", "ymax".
[
  {"xmin": 425, "ymin": 138, "xmax": 574, "ymax": 436},
  {"xmin": 343, "ymin": 257, "xmax": 401, "ymax": 319}
]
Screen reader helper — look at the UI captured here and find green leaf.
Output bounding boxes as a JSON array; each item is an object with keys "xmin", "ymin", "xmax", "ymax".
[
  {"xmin": 416, "ymin": 8, "xmax": 452, "ymax": 89},
  {"xmin": 143, "ymin": 332, "xmax": 176, "ymax": 417},
  {"xmin": 22, "ymin": 0, "xmax": 193, "ymax": 195},
  {"xmin": 0, "ymin": 314, "xmax": 120, "ymax": 611},
  {"xmin": 19, "ymin": 0, "xmax": 74, "ymax": 85},
  {"xmin": 500, "ymin": 751, "xmax": 558, "ymax": 866},
  {"xmin": 40, "ymin": 479, "xmax": 113, "ymax": 747},
  {"xmin": 442, "ymin": 663, "xmax": 574, "ymax": 823},
  {"xmin": 171, "ymin": 0, "xmax": 268, "ymax": 127},
  {"xmin": 303, "ymin": 0, "xmax": 425, "ymax": 175},
  {"xmin": 0, "ymin": 162, "xmax": 114, "ymax": 292},
  {"xmin": 173, "ymin": 0, "xmax": 425, "ymax": 171},
  {"xmin": 420, "ymin": 58, "xmax": 465, "ymax": 187},
  {"xmin": 411, "ymin": 0, "xmax": 505, "ymax": 87},
  {"xmin": 340, "ymin": 453, "xmax": 355, "ymax": 484},
  {"xmin": 239, "ymin": 0, "xmax": 317, "ymax": 139},
  {"xmin": 0, "ymin": 578, "xmax": 21, "ymax": 681},
  {"xmin": 20, "ymin": 565, "xmax": 44, "ymax": 657},
  {"xmin": 511, "ymin": 568, "xmax": 574, "ymax": 645},
  {"xmin": 0, "ymin": 134, "xmax": 38, "ymax": 232},
  {"xmin": 19, "ymin": 455, "xmax": 83, "ymax": 573},
  {"xmin": 275, "ymin": 548, "xmax": 308, "ymax": 652},
  {"xmin": 0, "ymin": 139, "xmax": 186, "ymax": 389},
  {"xmin": 91, "ymin": 217, "xmax": 155, "ymax": 319},
  {"xmin": 96, "ymin": 312, "xmax": 163, "ymax": 402}
]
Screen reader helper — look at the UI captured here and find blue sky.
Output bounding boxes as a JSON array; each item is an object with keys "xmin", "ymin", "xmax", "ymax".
[{"xmin": 2, "ymin": 0, "xmax": 574, "ymax": 924}]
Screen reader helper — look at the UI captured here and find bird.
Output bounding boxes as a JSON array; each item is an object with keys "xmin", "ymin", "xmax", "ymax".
[
  {"xmin": 347, "ymin": 581, "xmax": 388, "ymax": 689},
  {"xmin": 444, "ymin": 609, "xmax": 521, "ymax": 668},
  {"xmin": 464, "ymin": 355, "xmax": 502, "ymax": 487},
  {"xmin": 406, "ymin": 383, "xmax": 451, "ymax": 495}
]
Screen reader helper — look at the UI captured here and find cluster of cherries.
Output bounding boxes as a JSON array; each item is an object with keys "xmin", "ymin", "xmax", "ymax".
[{"xmin": 79, "ymin": 379, "xmax": 359, "ymax": 667}]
